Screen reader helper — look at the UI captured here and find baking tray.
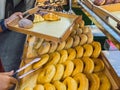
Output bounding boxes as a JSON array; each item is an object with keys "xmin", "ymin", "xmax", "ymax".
[
  {"xmin": 8, "ymin": 7, "xmax": 81, "ymax": 42},
  {"xmin": 81, "ymin": 0, "xmax": 120, "ymax": 35},
  {"xmin": 15, "ymin": 52, "xmax": 120, "ymax": 90}
]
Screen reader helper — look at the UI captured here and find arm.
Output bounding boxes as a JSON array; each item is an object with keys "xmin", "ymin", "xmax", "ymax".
[
  {"xmin": 0, "ymin": 12, "xmax": 23, "ymax": 32},
  {"xmin": 0, "ymin": 71, "xmax": 17, "ymax": 90}
]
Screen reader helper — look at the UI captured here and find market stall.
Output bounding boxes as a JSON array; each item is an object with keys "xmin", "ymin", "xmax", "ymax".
[{"xmin": 7, "ymin": 0, "xmax": 120, "ymax": 90}]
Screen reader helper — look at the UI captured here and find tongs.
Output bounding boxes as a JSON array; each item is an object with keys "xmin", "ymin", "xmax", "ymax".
[{"xmin": 13, "ymin": 58, "xmax": 41, "ymax": 79}]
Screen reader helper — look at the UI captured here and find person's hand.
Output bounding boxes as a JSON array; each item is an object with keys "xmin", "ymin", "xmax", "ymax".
[
  {"xmin": 0, "ymin": 71, "xmax": 18, "ymax": 90},
  {"xmin": 5, "ymin": 12, "xmax": 23, "ymax": 28}
]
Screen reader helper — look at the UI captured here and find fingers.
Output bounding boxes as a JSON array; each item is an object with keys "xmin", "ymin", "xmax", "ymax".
[
  {"xmin": 14, "ymin": 12, "xmax": 23, "ymax": 18},
  {"xmin": 6, "ymin": 12, "xmax": 23, "ymax": 25},
  {"xmin": 8, "ymin": 84, "xmax": 14, "ymax": 90},
  {"xmin": 1, "ymin": 70, "xmax": 14, "ymax": 76},
  {"xmin": 9, "ymin": 77, "xmax": 18, "ymax": 84}
]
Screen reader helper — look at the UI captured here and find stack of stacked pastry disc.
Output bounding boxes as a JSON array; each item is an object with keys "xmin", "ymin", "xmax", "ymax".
[{"xmin": 23, "ymin": 20, "xmax": 111, "ymax": 90}]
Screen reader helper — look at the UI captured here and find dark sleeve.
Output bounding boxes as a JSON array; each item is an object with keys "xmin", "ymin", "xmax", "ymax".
[{"xmin": 0, "ymin": 19, "xmax": 8, "ymax": 32}]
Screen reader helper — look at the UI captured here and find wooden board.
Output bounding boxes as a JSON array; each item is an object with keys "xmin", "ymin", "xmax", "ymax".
[{"xmin": 8, "ymin": 7, "xmax": 81, "ymax": 42}]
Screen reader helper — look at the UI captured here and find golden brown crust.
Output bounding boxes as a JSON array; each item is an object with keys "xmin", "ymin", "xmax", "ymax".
[
  {"xmin": 53, "ymin": 81, "xmax": 66, "ymax": 90},
  {"xmin": 75, "ymin": 46, "xmax": 84, "ymax": 58},
  {"xmin": 38, "ymin": 41, "xmax": 50, "ymax": 55},
  {"xmin": 96, "ymin": 72, "xmax": 111, "ymax": 90},
  {"xmin": 67, "ymin": 48, "xmax": 76, "ymax": 60},
  {"xmin": 63, "ymin": 77, "xmax": 77, "ymax": 90},
  {"xmin": 82, "ymin": 26, "xmax": 90, "ymax": 34},
  {"xmin": 59, "ymin": 50, "xmax": 68, "ymax": 63},
  {"xmin": 64, "ymin": 37, "xmax": 73, "ymax": 49},
  {"xmin": 57, "ymin": 41, "xmax": 66, "ymax": 51},
  {"xmin": 72, "ymin": 35, "xmax": 80, "ymax": 47},
  {"xmin": 52, "ymin": 64, "xmax": 64, "ymax": 81},
  {"xmin": 91, "ymin": 41, "xmax": 101, "ymax": 58},
  {"xmin": 63, "ymin": 61, "xmax": 74, "ymax": 79},
  {"xmin": 32, "ymin": 54, "xmax": 49, "ymax": 69},
  {"xmin": 46, "ymin": 52, "xmax": 60, "ymax": 66},
  {"xmin": 37, "ymin": 65, "xmax": 56, "ymax": 84},
  {"xmin": 86, "ymin": 32, "xmax": 93, "ymax": 44},
  {"xmin": 82, "ymin": 57, "xmax": 94, "ymax": 73},
  {"xmin": 72, "ymin": 59, "xmax": 84, "ymax": 76},
  {"xmin": 33, "ymin": 84, "xmax": 44, "ymax": 90},
  {"xmin": 44, "ymin": 83, "xmax": 56, "ymax": 90},
  {"xmin": 83, "ymin": 44, "xmax": 93, "ymax": 57},
  {"xmin": 86, "ymin": 73, "xmax": 100, "ymax": 90},
  {"xmin": 49, "ymin": 41, "xmax": 58, "ymax": 53},
  {"xmin": 79, "ymin": 34, "xmax": 88, "ymax": 45},
  {"xmin": 43, "ymin": 13, "xmax": 60, "ymax": 21},
  {"xmin": 92, "ymin": 58, "xmax": 105, "ymax": 72},
  {"xmin": 73, "ymin": 73, "xmax": 89, "ymax": 90}
]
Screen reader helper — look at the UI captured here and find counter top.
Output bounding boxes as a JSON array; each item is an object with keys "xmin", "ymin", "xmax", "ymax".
[{"xmin": 102, "ymin": 50, "xmax": 120, "ymax": 77}]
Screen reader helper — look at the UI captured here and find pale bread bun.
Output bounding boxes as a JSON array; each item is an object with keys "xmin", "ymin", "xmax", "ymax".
[{"xmin": 18, "ymin": 18, "xmax": 33, "ymax": 29}]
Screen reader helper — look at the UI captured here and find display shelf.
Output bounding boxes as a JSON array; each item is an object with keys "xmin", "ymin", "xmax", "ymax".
[{"xmin": 77, "ymin": 0, "xmax": 120, "ymax": 50}]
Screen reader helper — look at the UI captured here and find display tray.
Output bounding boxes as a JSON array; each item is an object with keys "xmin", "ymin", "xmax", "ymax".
[
  {"xmin": 82, "ymin": 0, "xmax": 120, "ymax": 34},
  {"xmin": 15, "ymin": 52, "xmax": 120, "ymax": 90},
  {"xmin": 8, "ymin": 7, "xmax": 81, "ymax": 42},
  {"xmin": 35, "ymin": 0, "xmax": 67, "ymax": 5}
]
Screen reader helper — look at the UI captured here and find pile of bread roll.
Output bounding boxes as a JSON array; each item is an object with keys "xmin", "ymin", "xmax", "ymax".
[
  {"xmin": 22, "ymin": 19, "xmax": 112, "ymax": 90},
  {"xmin": 94, "ymin": 0, "xmax": 120, "ymax": 6}
]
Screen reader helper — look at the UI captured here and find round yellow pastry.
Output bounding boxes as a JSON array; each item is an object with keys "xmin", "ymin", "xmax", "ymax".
[
  {"xmin": 59, "ymin": 50, "xmax": 68, "ymax": 63},
  {"xmin": 37, "ymin": 64, "xmax": 56, "ymax": 84},
  {"xmin": 18, "ymin": 18, "xmax": 33, "ymax": 29},
  {"xmin": 43, "ymin": 13, "xmax": 60, "ymax": 21},
  {"xmin": 76, "ymin": 28, "xmax": 83, "ymax": 36},
  {"xmin": 73, "ymin": 73, "xmax": 89, "ymax": 90},
  {"xmin": 63, "ymin": 77, "xmax": 77, "ymax": 90},
  {"xmin": 92, "ymin": 58, "xmax": 104, "ymax": 72},
  {"xmin": 83, "ymin": 44, "xmax": 93, "ymax": 57},
  {"xmin": 34, "ymin": 38, "xmax": 44, "ymax": 49},
  {"xmin": 86, "ymin": 32, "xmax": 93, "ymax": 44},
  {"xmin": 63, "ymin": 60, "xmax": 74, "ymax": 79},
  {"xmin": 64, "ymin": 36, "xmax": 73, "ymax": 49},
  {"xmin": 24, "ymin": 87, "xmax": 32, "ymax": 90},
  {"xmin": 72, "ymin": 59, "xmax": 84, "ymax": 76},
  {"xmin": 49, "ymin": 41, "xmax": 58, "ymax": 53},
  {"xmin": 46, "ymin": 52, "xmax": 60, "ymax": 66},
  {"xmin": 32, "ymin": 54, "xmax": 49, "ymax": 69},
  {"xmin": 70, "ymin": 30, "xmax": 77, "ymax": 37},
  {"xmin": 96, "ymin": 72, "xmax": 111, "ymax": 90},
  {"xmin": 75, "ymin": 45, "xmax": 84, "ymax": 58},
  {"xmin": 79, "ymin": 34, "xmax": 88, "ymax": 45},
  {"xmin": 53, "ymin": 81, "xmax": 66, "ymax": 90},
  {"xmin": 67, "ymin": 48, "xmax": 76, "ymax": 60},
  {"xmin": 82, "ymin": 57, "xmax": 94, "ymax": 73},
  {"xmin": 44, "ymin": 83, "xmax": 56, "ymax": 90},
  {"xmin": 91, "ymin": 41, "xmax": 101, "ymax": 58},
  {"xmin": 38, "ymin": 41, "xmax": 50, "ymax": 55},
  {"xmin": 57, "ymin": 41, "xmax": 66, "ymax": 51},
  {"xmin": 72, "ymin": 35, "xmax": 80, "ymax": 47},
  {"xmin": 33, "ymin": 84, "xmax": 44, "ymax": 90},
  {"xmin": 52, "ymin": 64, "xmax": 64, "ymax": 82},
  {"xmin": 82, "ymin": 26, "xmax": 90, "ymax": 34},
  {"xmin": 86, "ymin": 73, "xmax": 100, "ymax": 90},
  {"xmin": 79, "ymin": 20, "xmax": 85, "ymax": 28},
  {"xmin": 73, "ymin": 23, "xmax": 80, "ymax": 30}
]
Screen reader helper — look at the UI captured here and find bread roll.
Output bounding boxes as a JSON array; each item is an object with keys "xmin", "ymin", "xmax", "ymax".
[
  {"xmin": 94, "ymin": 0, "xmax": 106, "ymax": 5},
  {"xmin": 18, "ymin": 18, "xmax": 33, "ymax": 29}
]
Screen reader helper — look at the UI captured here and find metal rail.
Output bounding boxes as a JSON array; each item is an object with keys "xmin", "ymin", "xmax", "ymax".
[{"xmin": 77, "ymin": 0, "xmax": 120, "ymax": 49}]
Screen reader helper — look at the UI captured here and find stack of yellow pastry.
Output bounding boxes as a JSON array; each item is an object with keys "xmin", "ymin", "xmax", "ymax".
[{"xmin": 21, "ymin": 19, "xmax": 112, "ymax": 90}]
